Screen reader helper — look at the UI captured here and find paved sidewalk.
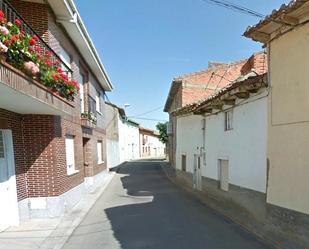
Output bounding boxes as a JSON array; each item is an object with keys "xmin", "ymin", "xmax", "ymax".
[{"xmin": 0, "ymin": 171, "xmax": 115, "ymax": 249}]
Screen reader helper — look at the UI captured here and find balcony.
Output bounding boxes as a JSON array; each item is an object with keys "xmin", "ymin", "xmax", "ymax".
[
  {"xmin": 0, "ymin": 0, "xmax": 76, "ymax": 115},
  {"xmin": 81, "ymin": 96, "xmax": 97, "ymax": 128}
]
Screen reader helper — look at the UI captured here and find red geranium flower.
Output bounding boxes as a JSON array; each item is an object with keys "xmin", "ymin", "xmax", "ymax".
[
  {"xmin": 15, "ymin": 19, "xmax": 22, "ymax": 27},
  {"xmin": 21, "ymin": 30, "xmax": 26, "ymax": 36},
  {"xmin": 33, "ymin": 35, "xmax": 39, "ymax": 42},
  {"xmin": 55, "ymin": 60, "xmax": 61, "ymax": 65},
  {"xmin": 61, "ymin": 73, "xmax": 68, "ymax": 81},
  {"xmin": 0, "ymin": 10, "xmax": 5, "ymax": 19},
  {"xmin": 56, "ymin": 67, "xmax": 62, "ymax": 73},
  {"xmin": 44, "ymin": 58, "xmax": 53, "ymax": 66},
  {"xmin": 4, "ymin": 40, "xmax": 10, "ymax": 46},
  {"xmin": 35, "ymin": 46, "xmax": 41, "ymax": 52},
  {"xmin": 37, "ymin": 54, "xmax": 41, "ymax": 60},
  {"xmin": 29, "ymin": 38, "xmax": 36, "ymax": 45},
  {"xmin": 45, "ymin": 50, "xmax": 51, "ymax": 57},
  {"xmin": 28, "ymin": 46, "xmax": 34, "ymax": 52},
  {"xmin": 53, "ymin": 73, "xmax": 60, "ymax": 80},
  {"xmin": 14, "ymin": 34, "xmax": 20, "ymax": 40}
]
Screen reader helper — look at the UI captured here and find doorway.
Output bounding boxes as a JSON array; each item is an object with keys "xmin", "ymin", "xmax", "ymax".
[
  {"xmin": 193, "ymin": 154, "xmax": 202, "ymax": 191},
  {"xmin": 0, "ymin": 130, "xmax": 19, "ymax": 231},
  {"xmin": 218, "ymin": 159, "xmax": 229, "ymax": 191}
]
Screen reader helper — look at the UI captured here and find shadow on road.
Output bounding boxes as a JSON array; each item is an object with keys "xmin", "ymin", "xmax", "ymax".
[{"xmin": 104, "ymin": 160, "xmax": 273, "ymax": 249}]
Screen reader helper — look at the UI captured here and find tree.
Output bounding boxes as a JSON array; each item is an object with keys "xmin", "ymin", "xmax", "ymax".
[{"xmin": 156, "ymin": 122, "xmax": 168, "ymax": 144}]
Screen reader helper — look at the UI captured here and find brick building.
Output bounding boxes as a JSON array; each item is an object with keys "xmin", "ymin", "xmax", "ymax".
[
  {"xmin": 0, "ymin": 0, "xmax": 113, "ymax": 230},
  {"xmin": 164, "ymin": 51, "xmax": 267, "ymax": 167}
]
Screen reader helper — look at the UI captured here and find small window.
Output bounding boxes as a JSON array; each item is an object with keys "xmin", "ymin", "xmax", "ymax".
[
  {"xmin": 0, "ymin": 131, "xmax": 4, "ymax": 158},
  {"xmin": 97, "ymin": 140, "xmax": 103, "ymax": 164},
  {"xmin": 79, "ymin": 73, "xmax": 85, "ymax": 113},
  {"xmin": 181, "ymin": 154, "xmax": 186, "ymax": 172},
  {"xmin": 224, "ymin": 110, "xmax": 233, "ymax": 131},
  {"xmin": 65, "ymin": 135, "xmax": 76, "ymax": 175},
  {"xmin": 96, "ymin": 91, "xmax": 101, "ymax": 113},
  {"xmin": 59, "ymin": 46, "xmax": 72, "ymax": 79}
]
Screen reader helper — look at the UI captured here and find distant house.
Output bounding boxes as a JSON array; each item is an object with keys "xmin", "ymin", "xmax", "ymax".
[
  {"xmin": 164, "ymin": 52, "xmax": 267, "ymax": 168},
  {"xmin": 106, "ymin": 103, "xmax": 125, "ymax": 169},
  {"xmin": 172, "ymin": 73, "xmax": 268, "ymax": 195},
  {"xmin": 119, "ymin": 119, "xmax": 140, "ymax": 161},
  {"xmin": 139, "ymin": 127, "xmax": 166, "ymax": 158},
  {"xmin": 105, "ymin": 103, "xmax": 140, "ymax": 167}
]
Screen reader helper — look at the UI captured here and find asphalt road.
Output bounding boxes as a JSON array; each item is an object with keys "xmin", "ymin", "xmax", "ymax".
[{"xmin": 62, "ymin": 160, "xmax": 273, "ymax": 249}]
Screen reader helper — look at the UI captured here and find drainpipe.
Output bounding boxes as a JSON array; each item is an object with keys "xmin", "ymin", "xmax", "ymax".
[{"xmin": 201, "ymin": 115, "xmax": 206, "ymax": 167}]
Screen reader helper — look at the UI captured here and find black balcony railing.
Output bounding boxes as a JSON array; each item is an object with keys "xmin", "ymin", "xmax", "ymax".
[
  {"xmin": 81, "ymin": 95, "xmax": 97, "ymax": 125},
  {"xmin": 0, "ymin": 0, "xmax": 72, "ymax": 74}
]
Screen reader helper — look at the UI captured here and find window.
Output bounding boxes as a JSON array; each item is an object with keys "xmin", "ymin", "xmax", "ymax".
[
  {"xmin": 59, "ymin": 46, "xmax": 72, "ymax": 80},
  {"xmin": 181, "ymin": 155, "xmax": 186, "ymax": 172},
  {"xmin": 79, "ymin": 73, "xmax": 85, "ymax": 113},
  {"xmin": 0, "ymin": 131, "xmax": 4, "ymax": 158},
  {"xmin": 89, "ymin": 96, "xmax": 96, "ymax": 114},
  {"xmin": 97, "ymin": 140, "xmax": 103, "ymax": 164},
  {"xmin": 65, "ymin": 135, "xmax": 77, "ymax": 175},
  {"xmin": 96, "ymin": 91, "xmax": 101, "ymax": 113},
  {"xmin": 224, "ymin": 110, "xmax": 233, "ymax": 131}
]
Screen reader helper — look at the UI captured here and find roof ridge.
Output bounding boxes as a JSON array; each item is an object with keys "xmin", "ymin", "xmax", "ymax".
[
  {"xmin": 174, "ymin": 58, "xmax": 249, "ymax": 80},
  {"xmin": 172, "ymin": 73, "xmax": 267, "ymax": 115}
]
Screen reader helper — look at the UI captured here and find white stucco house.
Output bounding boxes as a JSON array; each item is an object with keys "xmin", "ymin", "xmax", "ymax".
[
  {"xmin": 173, "ymin": 73, "xmax": 268, "ymax": 193},
  {"xmin": 119, "ymin": 118, "xmax": 140, "ymax": 162},
  {"xmin": 139, "ymin": 127, "xmax": 166, "ymax": 158},
  {"xmin": 106, "ymin": 103, "xmax": 140, "ymax": 168}
]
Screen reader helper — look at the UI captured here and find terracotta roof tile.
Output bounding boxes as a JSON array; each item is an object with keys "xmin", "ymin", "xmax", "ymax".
[{"xmin": 164, "ymin": 51, "xmax": 267, "ymax": 112}]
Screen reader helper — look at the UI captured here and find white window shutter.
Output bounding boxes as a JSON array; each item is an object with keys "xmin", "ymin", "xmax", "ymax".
[{"xmin": 65, "ymin": 136, "xmax": 75, "ymax": 174}]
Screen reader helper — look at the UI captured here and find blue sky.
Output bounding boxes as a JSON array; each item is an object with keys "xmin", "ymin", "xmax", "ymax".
[{"xmin": 75, "ymin": 0, "xmax": 286, "ymax": 129}]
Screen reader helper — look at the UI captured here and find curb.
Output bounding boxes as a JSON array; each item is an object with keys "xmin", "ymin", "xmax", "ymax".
[
  {"xmin": 159, "ymin": 163, "xmax": 280, "ymax": 249},
  {"xmin": 39, "ymin": 171, "xmax": 116, "ymax": 249}
]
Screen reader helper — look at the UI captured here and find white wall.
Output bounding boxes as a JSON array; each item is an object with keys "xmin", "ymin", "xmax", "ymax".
[
  {"xmin": 118, "ymin": 120, "xmax": 140, "ymax": 161},
  {"xmin": 205, "ymin": 91, "xmax": 268, "ymax": 193},
  {"xmin": 106, "ymin": 139, "xmax": 120, "ymax": 169},
  {"xmin": 140, "ymin": 134, "xmax": 166, "ymax": 158},
  {"xmin": 175, "ymin": 90, "xmax": 268, "ymax": 193},
  {"xmin": 176, "ymin": 115, "xmax": 204, "ymax": 173}
]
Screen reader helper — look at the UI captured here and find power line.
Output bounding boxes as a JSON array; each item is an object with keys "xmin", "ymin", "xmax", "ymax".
[
  {"xmin": 132, "ymin": 117, "xmax": 167, "ymax": 122},
  {"xmin": 201, "ymin": 0, "xmax": 264, "ymax": 18},
  {"xmin": 129, "ymin": 105, "xmax": 164, "ymax": 118}
]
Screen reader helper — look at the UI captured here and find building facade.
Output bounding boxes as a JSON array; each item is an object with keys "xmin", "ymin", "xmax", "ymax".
[
  {"xmin": 119, "ymin": 118, "xmax": 140, "ymax": 162},
  {"xmin": 245, "ymin": 0, "xmax": 309, "ymax": 217},
  {"xmin": 0, "ymin": 0, "xmax": 112, "ymax": 230},
  {"xmin": 105, "ymin": 103, "xmax": 123, "ymax": 169},
  {"xmin": 139, "ymin": 127, "xmax": 165, "ymax": 158},
  {"xmin": 173, "ymin": 74, "xmax": 268, "ymax": 195},
  {"xmin": 164, "ymin": 52, "xmax": 267, "ymax": 168}
]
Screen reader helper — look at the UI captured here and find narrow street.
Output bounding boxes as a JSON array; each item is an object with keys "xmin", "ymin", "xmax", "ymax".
[{"xmin": 62, "ymin": 160, "xmax": 272, "ymax": 249}]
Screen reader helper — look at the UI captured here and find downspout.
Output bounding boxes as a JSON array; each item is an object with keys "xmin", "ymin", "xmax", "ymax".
[{"xmin": 201, "ymin": 115, "xmax": 206, "ymax": 167}]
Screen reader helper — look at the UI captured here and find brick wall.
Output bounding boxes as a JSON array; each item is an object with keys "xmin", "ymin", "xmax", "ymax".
[
  {"xmin": 1, "ymin": 1, "xmax": 109, "ymax": 200},
  {"xmin": 22, "ymin": 115, "xmax": 56, "ymax": 197},
  {"xmin": 0, "ymin": 109, "xmax": 27, "ymax": 201},
  {"xmin": 54, "ymin": 117, "xmax": 85, "ymax": 195},
  {"xmin": 10, "ymin": 0, "xmax": 49, "ymax": 42}
]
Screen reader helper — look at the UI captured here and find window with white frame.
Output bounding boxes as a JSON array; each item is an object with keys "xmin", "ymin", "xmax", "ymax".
[
  {"xmin": 224, "ymin": 110, "xmax": 233, "ymax": 131},
  {"xmin": 97, "ymin": 140, "xmax": 103, "ymax": 164},
  {"xmin": 79, "ymin": 73, "xmax": 85, "ymax": 113},
  {"xmin": 59, "ymin": 46, "xmax": 72, "ymax": 80},
  {"xmin": 96, "ymin": 91, "xmax": 101, "ymax": 113},
  {"xmin": 65, "ymin": 135, "xmax": 76, "ymax": 175}
]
